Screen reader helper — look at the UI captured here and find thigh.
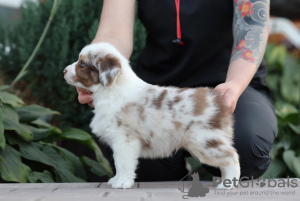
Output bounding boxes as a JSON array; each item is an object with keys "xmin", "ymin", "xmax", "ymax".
[{"xmin": 204, "ymin": 86, "xmax": 278, "ymax": 178}]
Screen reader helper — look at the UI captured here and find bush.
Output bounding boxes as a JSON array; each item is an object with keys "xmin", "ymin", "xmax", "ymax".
[
  {"xmin": 0, "ymin": 0, "xmax": 114, "ymax": 183},
  {"xmin": 0, "ymin": 86, "xmax": 113, "ymax": 182},
  {"xmin": 262, "ymin": 44, "xmax": 300, "ymax": 178},
  {"xmin": 0, "ymin": 0, "xmax": 146, "ymax": 130}
]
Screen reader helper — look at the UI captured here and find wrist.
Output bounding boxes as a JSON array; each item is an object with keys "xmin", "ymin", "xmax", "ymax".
[
  {"xmin": 225, "ymin": 60, "xmax": 256, "ymax": 98},
  {"xmin": 223, "ymin": 80, "xmax": 245, "ymax": 100}
]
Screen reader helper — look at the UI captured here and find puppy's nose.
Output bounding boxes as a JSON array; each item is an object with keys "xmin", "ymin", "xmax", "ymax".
[{"xmin": 63, "ymin": 68, "xmax": 67, "ymax": 75}]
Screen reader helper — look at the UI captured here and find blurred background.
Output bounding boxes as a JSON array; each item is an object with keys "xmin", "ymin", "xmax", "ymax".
[{"xmin": 0, "ymin": 0, "xmax": 299, "ymax": 183}]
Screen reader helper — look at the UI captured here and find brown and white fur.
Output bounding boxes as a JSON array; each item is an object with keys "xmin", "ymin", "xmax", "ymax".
[{"xmin": 63, "ymin": 42, "xmax": 240, "ymax": 189}]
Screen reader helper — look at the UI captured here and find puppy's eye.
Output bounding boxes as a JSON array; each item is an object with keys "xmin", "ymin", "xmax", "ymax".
[{"xmin": 80, "ymin": 61, "xmax": 86, "ymax": 68}]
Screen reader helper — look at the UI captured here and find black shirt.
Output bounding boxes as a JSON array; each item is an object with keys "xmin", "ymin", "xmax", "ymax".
[{"xmin": 133, "ymin": 0, "xmax": 268, "ymax": 88}]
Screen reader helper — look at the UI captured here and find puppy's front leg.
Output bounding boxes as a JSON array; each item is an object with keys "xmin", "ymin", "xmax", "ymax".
[{"xmin": 108, "ymin": 138, "xmax": 141, "ymax": 189}]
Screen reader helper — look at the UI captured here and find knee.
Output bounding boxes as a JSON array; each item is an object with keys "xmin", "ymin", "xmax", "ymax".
[{"xmin": 239, "ymin": 132, "xmax": 275, "ymax": 179}]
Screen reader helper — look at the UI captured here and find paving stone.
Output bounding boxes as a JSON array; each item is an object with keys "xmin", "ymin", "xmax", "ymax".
[
  {"xmin": 0, "ymin": 179, "xmax": 298, "ymax": 201},
  {"xmin": 0, "ymin": 183, "xmax": 99, "ymax": 189},
  {"xmin": 99, "ymin": 182, "xmax": 138, "ymax": 189},
  {"xmin": 0, "ymin": 188, "xmax": 12, "ymax": 194}
]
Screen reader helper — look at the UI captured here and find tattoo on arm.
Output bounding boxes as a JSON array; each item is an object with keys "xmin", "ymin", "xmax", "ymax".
[{"xmin": 230, "ymin": 0, "xmax": 270, "ymax": 68}]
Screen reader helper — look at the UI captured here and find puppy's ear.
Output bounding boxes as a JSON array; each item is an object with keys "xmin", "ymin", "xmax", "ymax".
[{"xmin": 97, "ymin": 54, "xmax": 121, "ymax": 87}]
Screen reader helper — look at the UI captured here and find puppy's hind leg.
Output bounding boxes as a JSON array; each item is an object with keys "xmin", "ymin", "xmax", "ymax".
[
  {"xmin": 216, "ymin": 150, "xmax": 240, "ymax": 190},
  {"xmin": 108, "ymin": 137, "xmax": 141, "ymax": 189},
  {"xmin": 183, "ymin": 134, "xmax": 240, "ymax": 189}
]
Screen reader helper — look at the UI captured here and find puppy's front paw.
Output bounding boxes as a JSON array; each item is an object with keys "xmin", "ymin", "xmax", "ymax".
[
  {"xmin": 216, "ymin": 183, "xmax": 235, "ymax": 190},
  {"xmin": 108, "ymin": 176, "xmax": 118, "ymax": 185},
  {"xmin": 111, "ymin": 178, "xmax": 134, "ymax": 189}
]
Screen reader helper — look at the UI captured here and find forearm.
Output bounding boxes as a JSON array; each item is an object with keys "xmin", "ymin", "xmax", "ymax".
[
  {"xmin": 92, "ymin": 34, "xmax": 133, "ymax": 59},
  {"xmin": 227, "ymin": 0, "xmax": 270, "ymax": 95},
  {"xmin": 91, "ymin": 0, "xmax": 136, "ymax": 59}
]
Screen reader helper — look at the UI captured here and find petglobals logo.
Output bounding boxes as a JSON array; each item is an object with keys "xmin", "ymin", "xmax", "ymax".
[
  {"xmin": 180, "ymin": 174, "xmax": 298, "ymax": 199},
  {"xmin": 180, "ymin": 172, "xmax": 210, "ymax": 199},
  {"xmin": 212, "ymin": 176, "xmax": 299, "ymax": 189}
]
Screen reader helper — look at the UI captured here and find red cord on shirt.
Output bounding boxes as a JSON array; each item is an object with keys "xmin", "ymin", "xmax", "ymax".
[{"xmin": 175, "ymin": 0, "xmax": 184, "ymax": 45}]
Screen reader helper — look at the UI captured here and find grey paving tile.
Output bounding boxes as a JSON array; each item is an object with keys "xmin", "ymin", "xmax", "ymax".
[
  {"xmin": 52, "ymin": 187, "xmax": 102, "ymax": 195},
  {"xmin": 42, "ymin": 197, "xmax": 140, "ymax": 201},
  {"xmin": 0, "ymin": 183, "xmax": 48, "ymax": 189},
  {"xmin": 0, "ymin": 188, "xmax": 13, "ymax": 194},
  {"xmin": 0, "ymin": 179, "xmax": 298, "ymax": 201},
  {"xmin": 0, "ymin": 197, "xmax": 41, "ymax": 201},
  {"xmin": 7, "ymin": 188, "xmax": 53, "ymax": 194},
  {"xmin": 99, "ymin": 182, "xmax": 138, "ymax": 189},
  {"xmin": 0, "ymin": 183, "xmax": 99, "ymax": 189}
]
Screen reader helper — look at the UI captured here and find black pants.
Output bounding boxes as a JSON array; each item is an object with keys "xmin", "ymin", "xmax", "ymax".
[{"xmin": 99, "ymin": 85, "xmax": 278, "ymax": 181}]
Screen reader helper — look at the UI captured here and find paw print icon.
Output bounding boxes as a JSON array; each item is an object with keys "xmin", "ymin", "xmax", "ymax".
[{"xmin": 256, "ymin": 178, "xmax": 266, "ymax": 188}]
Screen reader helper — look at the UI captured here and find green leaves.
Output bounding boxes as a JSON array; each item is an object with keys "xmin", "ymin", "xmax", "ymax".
[
  {"xmin": 283, "ymin": 150, "xmax": 300, "ymax": 178},
  {"xmin": 0, "ymin": 86, "xmax": 10, "ymax": 91},
  {"xmin": 266, "ymin": 44, "xmax": 300, "ymax": 106},
  {"xmin": 28, "ymin": 171, "xmax": 54, "ymax": 183},
  {"xmin": 288, "ymin": 123, "xmax": 300, "ymax": 135},
  {"xmin": 275, "ymin": 103, "xmax": 298, "ymax": 119},
  {"xmin": 81, "ymin": 156, "xmax": 112, "ymax": 177},
  {"xmin": 2, "ymin": 105, "xmax": 33, "ymax": 141},
  {"xmin": 0, "ymin": 0, "xmax": 112, "ymax": 184},
  {"xmin": 36, "ymin": 145, "xmax": 85, "ymax": 182},
  {"xmin": 0, "ymin": 91, "xmax": 24, "ymax": 107},
  {"xmin": 7, "ymin": 136, "xmax": 85, "ymax": 182},
  {"xmin": 265, "ymin": 44, "xmax": 286, "ymax": 71},
  {"xmin": 262, "ymin": 159, "xmax": 286, "ymax": 178},
  {"xmin": 0, "ymin": 89, "xmax": 112, "ymax": 182},
  {"xmin": 262, "ymin": 44, "xmax": 300, "ymax": 179},
  {"xmin": 0, "ymin": 145, "xmax": 31, "ymax": 183},
  {"xmin": 281, "ymin": 54, "xmax": 300, "ymax": 104},
  {"xmin": 10, "ymin": 0, "xmax": 62, "ymax": 88},
  {"xmin": 16, "ymin": 104, "xmax": 60, "ymax": 122},
  {"xmin": 61, "ymin": 128, "xmax": 113, "ymax": 176},
  {"xmin": 0, "ymin": 0, "xmax": 105, "ymax": 131},
  {"xmin": 0, "ymin": 108, "xmax": 5, "ymax": 150}
]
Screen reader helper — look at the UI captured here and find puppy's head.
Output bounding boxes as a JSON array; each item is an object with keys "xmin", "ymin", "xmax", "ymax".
[{"xmin": 64, "ymin": 43, "xmax": 122, "ymax": 91}]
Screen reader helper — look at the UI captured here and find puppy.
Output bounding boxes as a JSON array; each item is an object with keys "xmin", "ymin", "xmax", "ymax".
[{"xmin": 63, "ymin": 42, "xmax": 240, "ymax": 189}]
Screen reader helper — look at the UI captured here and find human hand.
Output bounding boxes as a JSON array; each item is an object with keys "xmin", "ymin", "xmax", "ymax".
[
  {"xmin": 76, "ymin": 87, "xmax": 94, "ymax": 107},
  {"xmin": 214, "ymin": 82, "xmax": 242, "ymax": 114}
]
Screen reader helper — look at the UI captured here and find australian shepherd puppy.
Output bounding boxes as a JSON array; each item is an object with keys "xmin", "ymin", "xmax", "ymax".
[{"xmin": 63, "ymin": 42, "xmax": 240, "ymax": 189}]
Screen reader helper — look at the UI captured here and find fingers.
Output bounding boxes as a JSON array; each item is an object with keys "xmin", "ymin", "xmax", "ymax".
[
  {"xmin": 88, "ymin": 102, "xmax": 94, "ymax": 107},
  {"xmin": 223, "ymin": 90, "xmax": 236, "ymax": 114},
  {"xmin": 214, "ymin": 83, "xmax": 239, "ymax": 114},
  {"xmin": 76, "ymin": 87, "xmax": 92, "ymax": 94},
  {"xmin": 76, "ymin": 87, "xmax": 94, "ymax": 107},
  {"xmin": 214, "ymin": 85, "xmax": 225, "ymax": 95},
  {"xmin": 78, "ymin": 92, "xmax": 93, "ymax": 104}
]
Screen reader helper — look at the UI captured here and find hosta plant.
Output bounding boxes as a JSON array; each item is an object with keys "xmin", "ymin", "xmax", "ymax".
[{"xmin": 0, "ymin": 87, "xmax": 112, "ymax": 182}]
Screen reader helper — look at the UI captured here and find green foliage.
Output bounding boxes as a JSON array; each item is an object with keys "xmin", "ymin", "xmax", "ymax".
[
  {"xmin": 262, "ymin": 44, "xmax": 300, "ymax": 178},
  {"xmin": 10, "ymin": 0, "xmax": 62, "ymax": 88},
  {"xmin": 0, "ymin": 87, "xmax": 113, "ymax": 183},
  {"xmin": 0, "ymin": 0, "xmax": 146, "ymax": 130}
]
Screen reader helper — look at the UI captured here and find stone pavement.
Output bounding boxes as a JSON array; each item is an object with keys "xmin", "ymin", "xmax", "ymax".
[{"xmin": 0, "ymin": 179, "xmax": 299, "ymax": 201}]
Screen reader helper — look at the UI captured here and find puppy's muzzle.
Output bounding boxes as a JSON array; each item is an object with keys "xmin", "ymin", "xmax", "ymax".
[{"xmin": 63, "ymin": 68, "xmax": 67, "ymax": 75}]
